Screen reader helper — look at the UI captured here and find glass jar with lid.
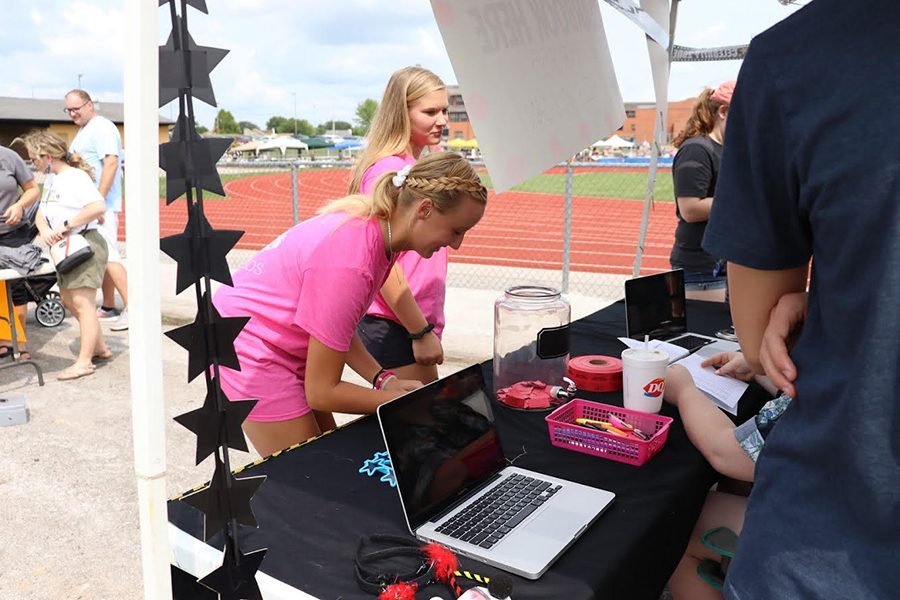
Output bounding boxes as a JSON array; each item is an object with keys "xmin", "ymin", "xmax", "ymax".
[{"xmin": 493, "ymin": 285, "xmax": 571, "ymax": 395}]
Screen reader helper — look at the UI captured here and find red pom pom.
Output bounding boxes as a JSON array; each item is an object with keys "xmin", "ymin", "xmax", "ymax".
[
  {"xmin": 423, "ymin": 542, "xmax": 458, "ymax": 583},
  {"xmin": 378, "ymin": 581, "xmax": 418, "ymax": 600}
]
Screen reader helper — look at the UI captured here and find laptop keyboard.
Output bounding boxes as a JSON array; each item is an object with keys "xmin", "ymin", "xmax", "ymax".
[
  {"xmin": 435, "ymin": 474, "xmax": 562, "ymax": 549},
  {"xmin": 670, "ymin": 334, "xmax": 713, "ymax": 351}
]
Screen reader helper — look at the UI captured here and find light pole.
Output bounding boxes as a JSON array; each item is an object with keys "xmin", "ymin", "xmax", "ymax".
[
  {"xmin": 293, "ymin": 92, "xmax": 297, "ymax": 136},
  {"xmin": 77, "ymin": 73, "xmax": 83, "ymax": 89}
]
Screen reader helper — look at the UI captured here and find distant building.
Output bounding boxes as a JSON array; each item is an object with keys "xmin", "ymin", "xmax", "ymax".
[
  {"xmin": 441, "ymin": 86, "xmax": 696, "ymax": 146},
  {"xmin": 0, "ymin": 96, "xmax": 174, "ymax": 149}
]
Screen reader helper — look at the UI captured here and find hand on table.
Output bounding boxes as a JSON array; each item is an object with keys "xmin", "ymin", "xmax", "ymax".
[
  {"xmin": 701, "ymin": 351, "xmax": 754, "ymax": 382},
  {"xmin": 412, "ymin": 332, "xmax": 443, "ymax": 366},
  {"xmin": 663, "ymin": 364, "xmax": 696, "ymax": 406},
  {"xmin": 760, "ymin": 292, "xmax": 808, "ymax": 398}
]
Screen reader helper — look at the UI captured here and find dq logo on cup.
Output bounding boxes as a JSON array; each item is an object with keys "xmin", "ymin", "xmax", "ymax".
[{"xmin": 643, "ymin": 377, "xmax": 666, "ymax": 398}]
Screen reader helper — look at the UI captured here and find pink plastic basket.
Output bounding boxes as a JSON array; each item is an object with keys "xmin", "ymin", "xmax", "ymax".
[{"xmin": 544, "ymin": 399, "xmax": 673, "ymax": 466}]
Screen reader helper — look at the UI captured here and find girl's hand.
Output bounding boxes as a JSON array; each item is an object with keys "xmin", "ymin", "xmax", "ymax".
[
  {"xmin": 663, "ymin": 364, "xmax": 695, "ymax": 406},
  {"xmin": 412, "ymin": 332, "xmax": 443, "ymax": 366},
  {"xmin": 383, "ymin": 377, "xmax": 423, "ymax": 394},
  {"xmin": 40, "ymin": 226, "xmax": 66, "ymax": 246},
  {"xmin": 701, "ymin": 351, "xmax": 754, "ymax": 381}
]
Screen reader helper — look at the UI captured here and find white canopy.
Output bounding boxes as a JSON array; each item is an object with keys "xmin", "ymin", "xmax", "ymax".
[
  {"xmin": 592, "ymin": 134, "xmax": 635, "ymax": 148},
  {"xmin": 256, "ymin": 136, "xmax": 309, "ymax": 154}
]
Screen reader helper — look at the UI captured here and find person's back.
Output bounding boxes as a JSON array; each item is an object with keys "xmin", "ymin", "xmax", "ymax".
[{"xmin": 703, "ymin": 1, "xmax": 900, "ymax": 598}]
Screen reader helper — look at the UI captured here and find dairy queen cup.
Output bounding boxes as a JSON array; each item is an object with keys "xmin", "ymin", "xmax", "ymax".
[{"xmin": 621, "ymin": 347, "xmax": 669, "ymax": 414}]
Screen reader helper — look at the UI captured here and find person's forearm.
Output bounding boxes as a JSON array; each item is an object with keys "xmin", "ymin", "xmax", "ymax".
[
  {"xmin": 678, "ymin": 390, "xmax": 755, "ymax": 481},
  {"xmin": 98, "ymin": 156, "xmax": 118, "ymax": 199},
  {"xmin": 68, "ymin": 200, "xmax": 106, "ymax": 230},
  {"xmin": 728, "ymin": 263, "xmax": 809, "ymax": 373},
  {"xmin": 676, "ymin": 196, "xmax": 713, "ymax": 223},
  {"xmin": 307, "ymin": 379, "xmax": 396, "ymax": 414},
  {"xmin": 345, "ymin": 331, "xmax": 382, "ymax": 384},
  {"xmin": 18, "ymin": 181, "xmax": 40, "ymax": 207},
  {"xmin": 379, "ymin": 263, "xmax": 428, "ymax": 332}
]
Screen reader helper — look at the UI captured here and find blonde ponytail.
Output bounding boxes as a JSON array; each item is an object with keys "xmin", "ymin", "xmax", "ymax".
[{"xmin": 19, "ymin": 130, "xmax": 96, "ymax": 181}]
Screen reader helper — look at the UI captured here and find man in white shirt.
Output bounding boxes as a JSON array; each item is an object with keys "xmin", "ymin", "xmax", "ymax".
[{"xmin": 65, "ymin": 89, "xmax": 129, "ymax": 331}]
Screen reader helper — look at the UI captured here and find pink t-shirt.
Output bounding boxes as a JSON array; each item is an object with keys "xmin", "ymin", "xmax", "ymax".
[
  {"xmin": 213, "ymin": 212, "xmax": 393, "ymax": 421},
  {"xmin": 362, "ymin": 154, "xmax": 448, "ymax": 337}
]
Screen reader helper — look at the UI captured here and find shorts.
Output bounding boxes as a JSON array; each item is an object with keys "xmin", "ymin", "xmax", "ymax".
[
  {"xmin": 0, "ymin": 226, "xmax": 36, "ymax": 305},
  {"xmin": 357, "ymin": 315, "xmax": 415, "ymax": 369},
  {"xmin": 96, "ymin": 209, "xmax": 122, "ymax": 262},
  {"xmin": 57, "ymin": 229, "xmax": 109, "ymax": 290},
  {"xmin": 682, "ymin": 270, "xmax": 727, "ymax": 292}
]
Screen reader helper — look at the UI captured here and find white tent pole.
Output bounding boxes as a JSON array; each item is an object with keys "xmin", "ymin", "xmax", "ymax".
[
  {"xmin": 124, "ymin": 0, "xmax": 171, "ymax": 597},
  {"xmin": 633, "ymin": 0, "xmax": 678, "ymax": 277}
]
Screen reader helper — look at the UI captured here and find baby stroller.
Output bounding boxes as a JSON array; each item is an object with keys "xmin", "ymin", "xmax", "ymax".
[{"xmin": 20, "ymin": 270, "xmax": 65, "ymax": 327}]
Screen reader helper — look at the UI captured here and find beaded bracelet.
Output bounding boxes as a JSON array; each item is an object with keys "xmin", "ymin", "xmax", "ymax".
[
  {"xmin": 371, "ymin": 367, "xmax": 386, "ymax": 388},
  {"xmin": 375, "ymin": 369, "xmax": 398, "ymax": 390}
]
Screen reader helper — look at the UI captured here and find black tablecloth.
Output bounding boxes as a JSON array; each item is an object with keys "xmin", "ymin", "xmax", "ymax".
[{"xmin": 169, "ymin": 299, "xmax": 768, "ymax": 600}]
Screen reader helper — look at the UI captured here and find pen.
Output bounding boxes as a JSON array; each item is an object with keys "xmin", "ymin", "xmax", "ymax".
[
  {"xmin": 575, "ymin": 418, "xmax": 629, "ymax": 437},
  {"xmin": 607, "ymin": 414, "xmax": 651, "ymax": 441}
]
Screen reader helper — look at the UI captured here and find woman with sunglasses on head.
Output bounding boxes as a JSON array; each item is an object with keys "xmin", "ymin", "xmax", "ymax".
[
  {"xmin": 21, "ymin": 131, "xmax": 109, "ymax": 380},
  {"xmin": 214, "ymin": 152, "xmax": 488, "ymax": 457},
  {"xmin": 0, "ymin": 143, "xmax": 41, "ymax": 359},
  {"xmin": 349, "ymin": 66, "xmax": 451, "ymax": 386}
]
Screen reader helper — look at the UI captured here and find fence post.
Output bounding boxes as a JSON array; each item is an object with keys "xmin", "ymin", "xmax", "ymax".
[
  {"xmin": 290, "ymin": 161, "xmax": 299, "ymax": 225},
  {"xmin": 562, "ymin": 161, "xmax": 574, "ymax": 294}
]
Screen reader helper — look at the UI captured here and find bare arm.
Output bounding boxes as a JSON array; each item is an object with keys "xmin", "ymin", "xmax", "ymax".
[
  {"xmin": 758, "ymin": 292, "xmax": 808, "ymax": 398},
  {"xmin": 379, "ymin": 263, "xmax": 443, "ymax": 366},
  {"xmin": 676, "ymin": 195, "xmax": 713, "ymax": 223},
  {"xmin": 665, "ymin": 365, "xmax": 755, "ymax": 481},
  {"xmin": 727, "ymin": 263, "xmax": 809, "ymax": 374},
  {"xmin": 2, "ymin": 180, "xmax": 40, "ymax": 227},
  {"xmin": 305, "ymin": 335, "xmax": 421, "ymax": 414},
  {"xmin": 97, "ymin": 154, "xmax": 118, "ymax": 200}
]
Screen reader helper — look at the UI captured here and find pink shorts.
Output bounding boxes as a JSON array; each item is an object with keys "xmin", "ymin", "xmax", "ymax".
[{"xmin": 217, "ymin": 336, "xmax": 311, "ymax": 423}]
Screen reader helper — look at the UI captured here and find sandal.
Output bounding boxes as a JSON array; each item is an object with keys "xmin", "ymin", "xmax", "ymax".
[
  {"xmin": 92, "ymin": 350, "xmax": 113, "ymax": 362},
  {"xmin": 57, "ymin": 363, "xmax": 96, "ymax": 381},
  {"xmin": 18, "ymin": 350, "xmax": 31, "ymax": 361},
  {"xmin": 0, "ymin": 346, "xmax": 12, "ymax": 360}
]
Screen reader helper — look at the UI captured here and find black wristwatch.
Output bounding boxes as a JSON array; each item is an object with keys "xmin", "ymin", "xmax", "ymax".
[
  {"xmin": 407, "ymin": 323, "xmax": 435, "ymax": 340},
  {"xmin": 63, "ymin": 220, "xmax": 70, "ymax": 231}
]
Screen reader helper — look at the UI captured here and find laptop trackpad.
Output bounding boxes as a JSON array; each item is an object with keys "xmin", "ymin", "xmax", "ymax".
[{"xmin": 525, "ymin": 509, "xmax": 583, "ymax": 541}]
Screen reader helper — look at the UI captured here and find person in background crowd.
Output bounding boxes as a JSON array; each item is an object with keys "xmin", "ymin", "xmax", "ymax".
[
  {"xmin": 349, "ymin": 66, "xmax": 450, "ymax": 385},
  {"xmin": 669, "ymin": 80, "xmax": 735, "ymax": 302},
  {"xmin": 702, "ymin": 0, "xmax": 900, "ymax": 597},
  {"xmin": 214, "ymin": 152, "xmax": 487, "ymax": 457},
  {"xmin": 23, "ymin": 131, "xmax": 110, "ymax": 380},
  {"xmin": 65, "ymin": 89, "xmax": 129, "ymax": 331},
  {"xmin": 0, "ymin": 144, "xmax": 41, "ymax": 359}
]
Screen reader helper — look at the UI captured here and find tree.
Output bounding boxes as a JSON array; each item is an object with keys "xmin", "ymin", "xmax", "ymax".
[
  {"xmin": 196, "ymin": 124, "xmax": 209, "ymax": 134},
  {"xmin": 238, "ymin": 120, "xmax": 259, "ymax": 132},
  {"xmin": 214, "ymin": 109, "xmax": 240, "ymax": 134},
  {"xmin": 319, "ymin": 120, "xmax": 353, "ymax": 133},
  {"xmin": 354, "ymin": 98, "xmax": 378, "ymax": 134},
  {"xmin": 266, "ymin": 116, "xmax": 316, "ymax": 135}
]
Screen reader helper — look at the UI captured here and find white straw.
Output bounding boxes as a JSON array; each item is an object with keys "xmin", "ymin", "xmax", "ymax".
[{"xmin": 644, "ymin": 334, "xmax": 649, "ymax": 351}]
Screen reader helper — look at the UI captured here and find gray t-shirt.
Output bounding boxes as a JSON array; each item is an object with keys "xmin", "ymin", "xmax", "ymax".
[{"xmin": 0, "ymin": 146, "xmax": 35, "ymax": 236}]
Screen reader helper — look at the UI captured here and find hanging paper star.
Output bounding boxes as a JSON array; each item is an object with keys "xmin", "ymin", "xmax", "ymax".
[
  {"xmin": 165, "ymin": 295, "xmax": 249, "ymax": 382},
  {"xmin": 160, "ymin": 206, "xmax": 243, "ymax": 293},
  {"xmin": 171, "ymin": 564, "xmax": 218, "ymax": 600},
  {"xmin": 198, "ymin": 543, "xmax": 267, "ymax": 600},
  {"xmin": 159, "ymin": 16, "xmax": 228, "ymax": 107},
  {"xmin": 174, "ymin": 382, "xmax": 256, "ymax": 464},
  {"xmin": 160, "ymin": 118, "xmax": 232, "ymax": 204},
  {"xmin": 159, "ymin": 0, "xmax": 208, "ymax": 14},
  {"xmin": 182, "ymin": 466, "xmax": 266, "ymax": 541}
]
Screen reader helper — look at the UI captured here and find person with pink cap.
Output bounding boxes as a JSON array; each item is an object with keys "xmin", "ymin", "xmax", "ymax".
[{"xmin": 668, "ymin": 80, "xmax": 735, "ymax": 301}]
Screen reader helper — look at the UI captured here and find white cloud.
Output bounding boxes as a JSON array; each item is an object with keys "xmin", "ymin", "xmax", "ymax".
[{"xmin": 0, "ymin": 0, "xmax": 803, "ymax": 130}]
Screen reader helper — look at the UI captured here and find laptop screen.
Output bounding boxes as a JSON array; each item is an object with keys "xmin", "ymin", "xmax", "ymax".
[
  {"xmin": 624, "ymin": 269, "xmax": 688, "ymax": 340},
  {"xmin": 377, "ymin": 365, "xmax": 507, "ymax": 530}
]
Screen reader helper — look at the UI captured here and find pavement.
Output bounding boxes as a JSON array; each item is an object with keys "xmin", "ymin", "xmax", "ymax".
[{"xmin": 0, "ymin": 254, "xmax": 620, "ymax": 599}]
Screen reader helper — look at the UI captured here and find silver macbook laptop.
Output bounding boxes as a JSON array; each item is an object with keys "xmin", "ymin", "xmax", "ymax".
[
  {"xmin": 376, "ymin": 364, "xmax": 615, "ymax": 580},
  {"xmin": 625, "ymin": 269, "xmax": 739, "ymax": 359}
]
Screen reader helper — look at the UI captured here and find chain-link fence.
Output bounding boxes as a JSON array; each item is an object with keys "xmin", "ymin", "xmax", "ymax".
[{"xmin": 155, "ymin": 158, "xmax": 679, "ymax": 302}]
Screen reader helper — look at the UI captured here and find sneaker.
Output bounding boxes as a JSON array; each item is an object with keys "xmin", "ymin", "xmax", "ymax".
[
  {"xmin": 97, "ymin": 306, "xmax": 121, "ymax": 321},
  {"xmin": 110, "ymin": 309, "xmax": 129, "ymax": 331}
]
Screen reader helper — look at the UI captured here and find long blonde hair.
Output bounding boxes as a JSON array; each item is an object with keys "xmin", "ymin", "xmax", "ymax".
[
  {"xmin": 323, "ymin": 152, "xmax": 487, "ymax": 222},
  {"xmin": 348, "ymin": 66, "xmax": 446, "ymax": 194},
  {"xmin": 18, "ymin": 130, "xmax": 95, "ymax": 181},
  {"xmin": 672, "ymin": 88, "xmax": 728, "ymax": 149}
]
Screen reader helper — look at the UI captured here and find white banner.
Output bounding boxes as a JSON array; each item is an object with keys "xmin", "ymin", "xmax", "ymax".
[
  {"xmin": 603, "ymin": 0, "xmax": 669, "ymax": 49},
  {"xmin": 672, "ymin": 44, "xmax": 749, "ymax": 62},
  {"xmin": 431, "ymin": 0, "xmax": 624, "ymax": 193}
]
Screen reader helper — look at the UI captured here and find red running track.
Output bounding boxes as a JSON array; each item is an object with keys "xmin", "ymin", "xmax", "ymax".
[{"xmin": 126, "ymin": 168, "xmax": 679, "ymax": 276}]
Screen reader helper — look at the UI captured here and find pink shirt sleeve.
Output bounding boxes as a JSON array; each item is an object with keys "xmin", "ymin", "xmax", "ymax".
[
  {"xmin": 294, "ymin": 266, "xmax": 376, "ymax": 352},
  {"xmin": 360, "ymin": 154, "xmax": 415, "ymax": 195}
]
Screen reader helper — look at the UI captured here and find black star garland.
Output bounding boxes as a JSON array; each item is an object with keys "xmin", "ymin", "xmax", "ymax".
[{"xmin": 160, "ymin": 0, "xmax": 266, "ymax": 595}]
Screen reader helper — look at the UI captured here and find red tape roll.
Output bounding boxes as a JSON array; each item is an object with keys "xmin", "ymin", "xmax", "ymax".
[{"xmin": 568, "ymin": 355, "xmax": 623, "ymax": 392}]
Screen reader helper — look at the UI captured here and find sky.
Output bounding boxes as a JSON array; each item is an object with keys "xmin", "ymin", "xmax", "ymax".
[{"xmin": 1, "ymin": 0, "xmax": 804, "ymax": 131}]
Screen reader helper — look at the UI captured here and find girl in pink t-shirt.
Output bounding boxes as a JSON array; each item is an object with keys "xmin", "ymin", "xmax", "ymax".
[
  {"xmin": 214, "ymin": 152, "xmax": 488, "ymax": 456},
  {"xmin": 348, "ymin": 66, "xmax": 450, "ymax": 385}
]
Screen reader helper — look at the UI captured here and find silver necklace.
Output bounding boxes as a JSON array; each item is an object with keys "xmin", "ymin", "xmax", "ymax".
[{"xmin": 386, "ymin": 219, "xmax": 393, "ymax": 261}]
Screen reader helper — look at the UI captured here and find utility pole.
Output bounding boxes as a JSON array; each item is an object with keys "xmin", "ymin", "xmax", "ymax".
[{"xmin": 77, "ymin": 73, "xmax": 83, "ymax": 88}]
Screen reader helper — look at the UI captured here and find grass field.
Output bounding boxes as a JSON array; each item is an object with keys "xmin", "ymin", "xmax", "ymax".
[{"xmin": 159, "ymin": 167, "xmax": 676, "ymax": 203}]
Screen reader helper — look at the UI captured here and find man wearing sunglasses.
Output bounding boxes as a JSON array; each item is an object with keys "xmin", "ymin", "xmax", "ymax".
[{"xmin": 65, "ymin": 89, "xmax": 128, "ymax": 331}]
